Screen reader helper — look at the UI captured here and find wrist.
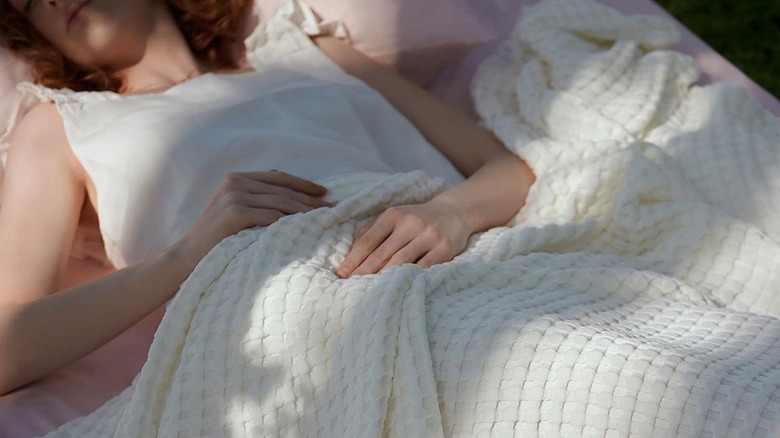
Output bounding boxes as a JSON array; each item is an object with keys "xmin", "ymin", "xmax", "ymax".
[
  {"xmin": 163, "ymin": 236, "xmax": 204, "ymax": 275},
  {"xmin": 428, "ymin": 193, "xmax": 479, "ymax": 234},
  {"xmin": 447, "ymin": 155, "xmax": 534, "ymax": 232}
]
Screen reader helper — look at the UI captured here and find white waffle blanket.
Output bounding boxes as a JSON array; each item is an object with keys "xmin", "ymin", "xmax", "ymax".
[{"xmin": 46, "ymin": 0, "xmax": 780, "ymax": 436}]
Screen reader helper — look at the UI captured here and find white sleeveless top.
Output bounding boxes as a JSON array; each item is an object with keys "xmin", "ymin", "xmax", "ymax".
[{"xmin": 19, "ymin": 0, "xmax": 462, "ymax": 268}]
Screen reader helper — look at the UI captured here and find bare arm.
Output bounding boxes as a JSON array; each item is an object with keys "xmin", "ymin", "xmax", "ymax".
[
  {"xmin": 0, "ymin": 104, "xmax": 196, "ymax": 394},
  {"xmin": 0, "ymin": 105, "xmax": 330, "ymax": 394},
  {"xmin": 312, "ymin": 37, "xmax": 536, "ymax": 276}
]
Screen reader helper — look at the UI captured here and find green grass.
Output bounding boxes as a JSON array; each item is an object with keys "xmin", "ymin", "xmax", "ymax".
[{"xmin": 654, "ymin": 0, "xmax": 780, "ymax": 98}]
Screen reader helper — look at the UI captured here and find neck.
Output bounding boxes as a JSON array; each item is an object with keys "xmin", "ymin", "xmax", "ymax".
[{"xmin": 116, "ymin": 2, "xmax": 207, "ymax": 94}]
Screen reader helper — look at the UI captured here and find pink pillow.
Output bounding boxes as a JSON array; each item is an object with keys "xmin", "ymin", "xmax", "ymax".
[{"xmin": 243, "ymin": 0, "xmax": 495, "ymax": 85}]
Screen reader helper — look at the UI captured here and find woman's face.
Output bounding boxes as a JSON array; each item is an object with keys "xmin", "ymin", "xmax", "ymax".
[{"xmin": 7, "ymin": 0, "xmax": 158, "ymax": 69}]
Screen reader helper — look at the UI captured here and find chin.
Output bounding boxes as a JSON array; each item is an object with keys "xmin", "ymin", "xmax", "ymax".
[{"xmin": 73, "ymin": 30, "xmax": 145, "ymax": 70}]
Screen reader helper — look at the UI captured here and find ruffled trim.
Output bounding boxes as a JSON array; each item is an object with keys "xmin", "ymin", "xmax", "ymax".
[
  {"xmin": 16, "ymin": 82, "xmax": 118, "ymax": 110},
  {"xmin": 244, "ymin": 0, "xmax": 349, "ymax": 70},
  {"xmin": 4, "ymin": 84, "xmax": 87, "ymax": 161},
  {"xmin": 17, "ymin": 82, "xmax": 79, "ymax": 105}
]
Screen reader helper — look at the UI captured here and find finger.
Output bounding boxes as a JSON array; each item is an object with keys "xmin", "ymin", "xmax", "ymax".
[
  {"xmin": 382, "ymin": 238, "xmax": 431, "ymax": 271},
  {"xmin": 416, "ymin": 245, "xmax": 452, "ymax": 269},
  {"xmin": 337, "ymin": 220, "xmax": 393, "ymax": 278},
  {"xmin": 244, "ymin": 194, "xmax": 319, "ymax": 215},
  {"xmin": 236, "ymin": 170, "xmax": 327, "ymax": 196},
  {"xmin": 350, "ymin": 231, "xmax": 415, "ymax": 277},
  {"xmin": 230, "ymin": 206, "xmax": 285, "ymax": 230},
  {"xmin": 355, "ymin": 223, "xmax": 373, "ymax": 240},
  {"xmin": 223, "ymin": 177, "xmax": 330, "ymax": 208},
  {"xmin": 246, "ymin": 184, "xmax": 332, "ymax": 208}
]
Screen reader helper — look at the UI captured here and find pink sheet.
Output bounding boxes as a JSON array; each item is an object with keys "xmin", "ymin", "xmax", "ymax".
[{"xmin": 2, "ymin": 1, "xmax": 778, "ymax": 436}]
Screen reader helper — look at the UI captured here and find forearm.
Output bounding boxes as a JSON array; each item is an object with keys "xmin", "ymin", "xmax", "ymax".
[
  {"xmin": 0, "ymin": 168, "xmax": 329, "ymax": 395},
  {"xmin": 0, "ymin": 247, "xmax": 196, "ymax": 395},
  {"xmin": 383, "ymin": 77, "xmax": 537, "ymax": 224},
  {"xmin": 343, "ymin": 49, "xmax": 536, "ymax": 228},
  {"xmin": 433, "ymin": 151, "xmax": 535, "ymax": 234},
  {"xmin": 314, "ymin": 36, "xmax": 535, "ymax": 221},
  {"xmin": 320, "ymin": 37, "xmax": 538, "ymax": 277},
  {"xmin": 365, "ymin": 67, "xmax": 492, "ymax": 176},
  {"xmin": 337, "ymin": 149, "xmax": 534, "ymax": 277}
]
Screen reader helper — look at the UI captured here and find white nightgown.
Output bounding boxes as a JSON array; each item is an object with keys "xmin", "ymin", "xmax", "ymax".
[{"xmin": 19, "ymin": 0, "xmax": 463, "ymax": 268}]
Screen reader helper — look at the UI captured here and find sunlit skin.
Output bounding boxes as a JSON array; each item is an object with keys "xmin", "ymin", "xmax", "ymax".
[{"xmin": 0, "ymin": 0, "xmax": 535, "ymax": 394}]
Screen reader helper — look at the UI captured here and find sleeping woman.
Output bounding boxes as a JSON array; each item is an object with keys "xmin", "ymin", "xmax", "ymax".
[{"xmin": 0, "ymin": 0, "xmax": 534, "ymax": 395}]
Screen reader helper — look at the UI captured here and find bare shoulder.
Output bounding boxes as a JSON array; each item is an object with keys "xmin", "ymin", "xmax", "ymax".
[
  {"xmin": 6, "ymin": 102, "xmax": 85, "ymax": 186},
  {"xmin": 0, "ymin": 102, "xmax": 86, "ymax": 301},
  {"xmin": 11, "ymin": 102, "xmax": 68, "ymax": 148}
]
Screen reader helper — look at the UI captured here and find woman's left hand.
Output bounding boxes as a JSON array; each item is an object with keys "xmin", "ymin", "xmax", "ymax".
[{"xmin": 336, "ymin": 199, "xmax": 472, "ymax": 278}]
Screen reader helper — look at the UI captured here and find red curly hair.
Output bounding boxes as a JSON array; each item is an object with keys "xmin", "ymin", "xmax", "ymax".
[{"xmin": 0, "ymin": 0, "xmax": 252, "ymax": 93}]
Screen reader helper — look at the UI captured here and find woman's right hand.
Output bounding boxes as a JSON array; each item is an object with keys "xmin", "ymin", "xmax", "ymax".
[{"xmin": 171, "ymin": 170, "xmax": 331, "ymax": 268}]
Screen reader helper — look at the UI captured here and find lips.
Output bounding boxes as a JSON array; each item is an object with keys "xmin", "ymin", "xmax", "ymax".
[{"xmin": 66, "ymin": 0, "xmax": 91, "ymax": 30}]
